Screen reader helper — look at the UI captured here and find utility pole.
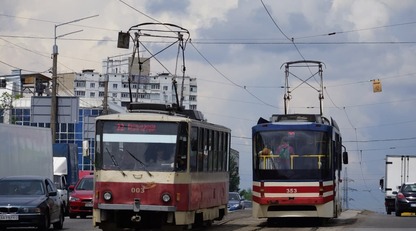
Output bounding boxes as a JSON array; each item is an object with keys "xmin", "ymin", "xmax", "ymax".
[
  {"xmin": 50, "ymin": 15, "xmax": 98, "ymax": 142},
  {"xmin": 102, "ymin": 57, "xmax": 110, "ymax": 115}
]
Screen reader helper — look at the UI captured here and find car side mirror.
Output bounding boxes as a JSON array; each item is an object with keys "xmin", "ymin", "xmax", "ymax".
[
  {"xmin": 49, "ymin": 191, "xmax": 57, "ymax": 196},
  {"xmin": 68, "ymin": 185, "xmax": 75, "ymax": 192}
]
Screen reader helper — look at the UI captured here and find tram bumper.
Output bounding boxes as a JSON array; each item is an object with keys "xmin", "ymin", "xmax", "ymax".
[{"xmin": 253, "ymin": 199, "xmax": 334, "ymax": 218}]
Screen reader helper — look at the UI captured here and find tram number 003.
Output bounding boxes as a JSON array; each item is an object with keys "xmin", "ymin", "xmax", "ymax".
[
  {"xmin": 286, "ymin": 188, "xmax": 297, "ymax": 193},
  {"xmin": 131, "ymin": 186, "xmax": 145, "ymax": 193}
]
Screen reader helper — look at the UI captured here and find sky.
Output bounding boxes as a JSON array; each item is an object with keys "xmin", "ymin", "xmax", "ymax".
[{"xmin": 2, "ymin": 0, "xmax": 416, "ymax": 213}]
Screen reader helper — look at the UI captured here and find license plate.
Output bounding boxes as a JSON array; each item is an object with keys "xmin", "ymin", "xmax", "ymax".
[
  {"xmin": 85, "ymin": 202, "xmax": 93, "ymax": 207},
  {"xmin": 0, "ymin": 215, "xmax": 18, "ymax": 220},
  {"xmin": 411, "ymin": 204, "xmax": 416, "ymax": 207}
]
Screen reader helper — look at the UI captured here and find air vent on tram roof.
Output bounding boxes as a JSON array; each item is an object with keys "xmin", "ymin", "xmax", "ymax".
[
  {"xmin": 127, "ymin": 103, "xmax": 205, "ymax": 121},
  {"xmin": 270, "ymin": 114, "xmax": 329, "ymax": 124}
]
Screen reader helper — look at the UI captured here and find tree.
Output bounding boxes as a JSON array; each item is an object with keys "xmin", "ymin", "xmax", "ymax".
[
  {"xmin": 229, "ymin": 153, "xmax": 240, "ymax": 192},
  {"xmin": 0, "ymin": 92, "xmax": 21, "ymax": 124},
  {"xmin": 239, "ymin": 188, "xmax": 252, "ymax": 200}
]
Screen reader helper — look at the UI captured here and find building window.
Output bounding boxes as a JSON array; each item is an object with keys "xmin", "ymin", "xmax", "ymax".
[
  {"xmin": 99, "ymin": 92, "xmax": 104, "ymax": 97},
  {"xmin": 113, "ymin": 83, "xmax": 118, "ymax": 89},
  {"xmin": 90, "ymin": 83, "xmax": 95, "ymax": 88},
  {"xmin": 151, "ymin": 84, "xmax": 160, "ymax": 90},
  {"xmin": 112, "ymin": 93, "xmax": 117, "ymax": 98},
  {"xmin": 163, "ymin": 86, "xmax": 168, "ymax": 91},
  {"xmin": 190, "ymin": 95, "xmax": 196, "ymax": 101},
  {"xmin": 90, "ymin": 92, "xmax": 95, "ymax": 97},
  {"xmin": 0, "ymin": 79, "xmax": 6, "ymax": 88},
  {"xmin": 99, "ymin": 82, "xmax": 105, "ymax": 87},
  {"xmin": 75, "ymin": 91, "xmax": 85, "ymax": 96},
  {"xmin": 76, "ymin": 81, "xmax": 86, "ymax": 87},
  {"xmin": 121, "ymin": 93, "xmax": 129, "ymax": 98}
]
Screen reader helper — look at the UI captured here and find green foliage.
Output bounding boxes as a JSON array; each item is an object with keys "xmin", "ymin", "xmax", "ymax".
[
  {"xmin": 229, "ymin": 153, "xmax": 240, "ymax": 192},
  {"xmin": 239, "ymin": 188, "xmax": 253, "ymax": 200},
  {"xmin": 0, "ymin": 92, "xmax": 21, "ymax": 124}
]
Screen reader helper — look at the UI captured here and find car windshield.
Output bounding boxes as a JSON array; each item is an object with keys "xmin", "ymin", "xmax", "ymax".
[
  {"xmin": 76, "ymin": 177, "xmax": 93, "ymax": 190},
  {"xmin": 0, "ymin": 180, "xmax": 44, "ymax": 196},
  {"xmin": 402, "ymin": 184, "xmax": 416, "ymax": 192},
  {"xmin": 229, "ymin": 193, "xmax": 240, "ymax": 201}
]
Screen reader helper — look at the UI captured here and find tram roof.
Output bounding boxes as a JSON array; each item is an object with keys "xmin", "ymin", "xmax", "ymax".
[
  {"xmin": 256, "ymin": 113, "xmax": 339, "ymax": 130},
  {"xmin": 95, "ymin": 103, "xmax": 231, "ymax": 131}
]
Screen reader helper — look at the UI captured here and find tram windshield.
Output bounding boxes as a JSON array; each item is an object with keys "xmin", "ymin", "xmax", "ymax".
[
  {"xmin": 253, "ymin": 130, "xmax": 331, "ymax": 180},
  {"xmin": 95, "ymin": 121, "xmax": 185, "ymax": 172}
]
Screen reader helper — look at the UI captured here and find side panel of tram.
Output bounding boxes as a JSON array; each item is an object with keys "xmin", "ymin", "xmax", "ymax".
[
  {"xmin": 92, "ymin": 113, "xmax": 231, "ymax": 230},
  {"xmin": 251, "ymin": 115, "xmax": 346, "ymax": 219}
]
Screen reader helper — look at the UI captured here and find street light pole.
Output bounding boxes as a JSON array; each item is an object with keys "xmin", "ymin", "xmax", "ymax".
[{"xmin": 50, "ymin": 15, "xmax": 98, "ymax": 142}]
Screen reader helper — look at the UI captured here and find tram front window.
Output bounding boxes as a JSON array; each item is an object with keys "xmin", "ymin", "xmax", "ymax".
[
  {"xmin": 96, "ymin": 121, "xmax": 179, "ymax": 172},
  {"xmin": 254, "ymin": 130, "xmax": 331, "ymax": 180}
]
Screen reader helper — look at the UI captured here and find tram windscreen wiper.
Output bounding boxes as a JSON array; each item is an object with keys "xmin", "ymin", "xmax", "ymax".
[
  {"xmin": 105, "ymin": 147, "xmax": 126, "ymax": 177},
  {"xmin": 125, "ymin": 149, "xmax": 153, "ymax": 177}
]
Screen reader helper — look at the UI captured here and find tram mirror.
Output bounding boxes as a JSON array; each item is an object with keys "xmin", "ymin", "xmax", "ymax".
[{"xmin": 342, "ymin": 151, "xmax": 348, "ymax": 164}]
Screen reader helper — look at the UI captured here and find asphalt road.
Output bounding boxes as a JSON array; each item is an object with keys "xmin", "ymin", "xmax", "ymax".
[{"xmin": 5, "ymin": 209, "xmax": 416, "ymax": 230}]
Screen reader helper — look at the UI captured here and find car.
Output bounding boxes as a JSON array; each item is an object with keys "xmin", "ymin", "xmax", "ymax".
[
  {"xmin": 68, "ymin": 174, "xmax": 94, "ymax": 218},
  {"xmin": 243, "ymin": 200, "xmax": 253, "ymax": 209},
  {"xmin": 0, "ymin": 175, "xmax": 64, "ymax": 230},
  {"xmin": 394, "ymin": 182, "xmax": 416, "ymax": 216},
  {"xmin": 228, "ymin": 192, "xmax": 245, "ymax": 211}
]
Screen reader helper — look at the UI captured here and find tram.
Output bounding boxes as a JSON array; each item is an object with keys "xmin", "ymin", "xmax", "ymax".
[
  {"xmin": 251, "ymin": 60, "xmax": 348, "ymax": 222},
  {"xmin": 92, "ymin": 103, "xmax": 231, "ymax": 230},
  {"xmin": 252, "ymin": 114, "xmax": 348, "ymax": 221}
]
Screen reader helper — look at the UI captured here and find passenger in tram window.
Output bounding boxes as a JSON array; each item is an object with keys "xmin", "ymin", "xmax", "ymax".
[
  {"xmin": 276, "ymin": 137, "xmax": 294, "ymax": 169},
  {"xmin": 146, "ymin": 145, "xmax": 174, "ymax": 168}
]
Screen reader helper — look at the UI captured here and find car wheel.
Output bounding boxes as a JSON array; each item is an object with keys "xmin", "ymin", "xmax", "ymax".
[
  {"xmin": 395, "ymin": 210, "xmax": 401, "ymax": 217},
  {"xmin": 53, "ymin": 208, "xmax": 64, "ymax": 230},
  {"xmin": 38, "ymin": 212, "xmax": 50, "ymax": 231}
]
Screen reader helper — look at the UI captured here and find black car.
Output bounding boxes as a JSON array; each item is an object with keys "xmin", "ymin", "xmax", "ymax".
[
  {"xmin": 394, "ymin": 182, "xmax": 416, "ymax": 216},
  {"xmin": 0, "ymin": 175, "xmax": 64, "ymax": 230}
]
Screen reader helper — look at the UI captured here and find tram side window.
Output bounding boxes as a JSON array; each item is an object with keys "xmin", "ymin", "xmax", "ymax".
[
  {"xmin": 190, "ymin": 127, "xmax": 198, "ymax": 172},
  {"xmin": 218, "ymin": 132, "xmax": 223, "ymax": 171},
  {"xmin": 212, "ymin": 131, "xmax": 218, "ymax": 171},
  {"xmin": 176, "ymin": 122, "xmax": 188, "ymax": 171},
  {"xmin": 225, "ymin": 132, "xmax": 230, "ymax": 171},
  {"xmin": 197, "ymin": 128, "xmax": 205, "ymax": 172}
]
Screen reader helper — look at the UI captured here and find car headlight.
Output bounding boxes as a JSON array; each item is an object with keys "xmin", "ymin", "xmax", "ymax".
[
  {"xmin": 69, "ymin": 196, "xmax": 80, "ymax": 202},
  {"xmin": 20, "ymin": 207, "xmax": 41, "ymax": 213}
]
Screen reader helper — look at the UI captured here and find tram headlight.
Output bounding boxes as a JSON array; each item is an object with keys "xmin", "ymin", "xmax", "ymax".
[
  {"xmin": 103, "ymin": 191, "xmax": 112, "ymax": 201},
  {"xmin": 161, "ymin": 193, "xmax": 171, "ymax": 203}
]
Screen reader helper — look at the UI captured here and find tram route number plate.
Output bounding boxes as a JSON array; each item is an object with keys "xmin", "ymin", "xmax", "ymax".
[{"xmin": 0, "ymin": 215, "xmax": 18, "ymax": 220}]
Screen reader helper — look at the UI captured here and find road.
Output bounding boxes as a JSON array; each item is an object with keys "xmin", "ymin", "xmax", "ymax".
[{"xmin": 7, "ymin": 209, "xmax": 415, "ymax": 230}]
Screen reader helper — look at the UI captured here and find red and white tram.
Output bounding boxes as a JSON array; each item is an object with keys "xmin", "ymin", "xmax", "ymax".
[
  {"xmin": 93, "ymin": 103, "xmax": 231, "ymax": 230},
  {"xmin": 251, "ymin": 114, "xmax": 348, "ymax": 222}
]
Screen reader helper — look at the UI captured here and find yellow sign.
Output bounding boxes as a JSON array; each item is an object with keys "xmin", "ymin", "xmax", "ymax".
[{"xmin": 372, "ymin": 79, "xmax": 382, "ymax": 93}]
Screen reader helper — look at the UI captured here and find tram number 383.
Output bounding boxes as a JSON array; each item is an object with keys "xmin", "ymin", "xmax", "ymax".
[{"xmin": 286, "ymin": 188, "xmax": 298, "ymax": 193}]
